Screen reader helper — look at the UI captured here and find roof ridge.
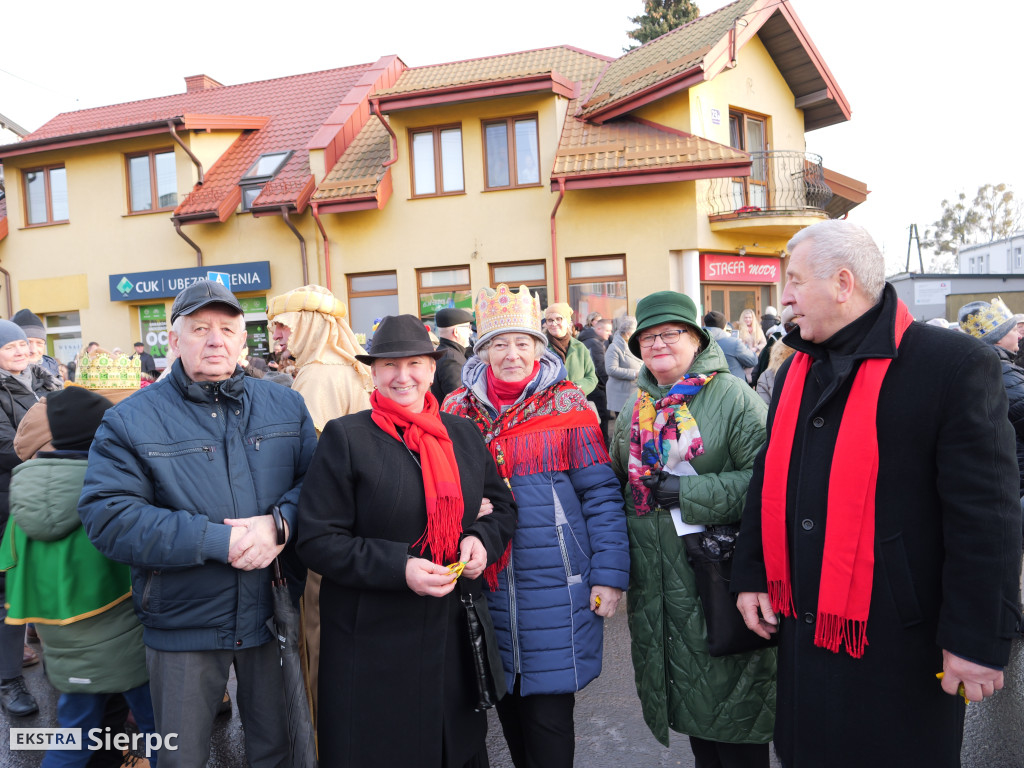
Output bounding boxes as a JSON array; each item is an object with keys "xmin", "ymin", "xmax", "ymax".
[
  {"xmin": 399, "ymin": 44, "xmax": 610, "ymax": 73},
  {"xmin": 33, "ymin": 62, "xmax": 378, "ymax": 131}
]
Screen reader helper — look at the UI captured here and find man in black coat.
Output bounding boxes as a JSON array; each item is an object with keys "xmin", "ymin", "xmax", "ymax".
[
  {"xmin": 430, "ymin": 308, "xmax": 472, "ymax": 404},
  {"xmin": 733, "ymin": 220, "xmax": 1022, "ymax": 768},
  {"xmin": 131, "ymin": 341, "xmax": 158, "ymax": 379}
]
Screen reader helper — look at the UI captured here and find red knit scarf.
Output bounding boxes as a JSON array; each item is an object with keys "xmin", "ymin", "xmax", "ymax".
[
  {"xmin": 445, "ymin": 380, "xmax": 610, "ymax": 588},
  {"xmin": 371, "ymin": 389, "xmax": 464, "ymax": 565},
  {"xmin": 485, "ymin": 361, "xmax": 539, "ymax": 410},
  {"xmin": 762, "ymin": 299, "xmax": 912, "ymax": 659}
]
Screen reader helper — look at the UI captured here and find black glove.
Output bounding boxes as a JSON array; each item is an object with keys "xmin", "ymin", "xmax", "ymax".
[{"xmin": 641, "ymin": 470, "xmax": 680, "ymax": 510}]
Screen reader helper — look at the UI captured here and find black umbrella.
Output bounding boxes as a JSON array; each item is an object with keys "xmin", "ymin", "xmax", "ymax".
[{"xmin": 267, "ymin": 555, "xmax": 317, "ymax": 768}]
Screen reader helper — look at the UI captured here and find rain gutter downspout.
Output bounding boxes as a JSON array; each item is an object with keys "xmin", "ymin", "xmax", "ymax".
[
  {"xmin": 550, "ymin": 178, "xmax": 566, "ymax": 301},
  {"xmin": 0, "ymin": 265, "xmax": 12, "ymax": 318},
  {"xmin": 371, "ymin": 100, "xmax": 398, "ymax": 168},
  {"xmin": 311, "ymin": 202, "xmax": 332, "ymax": 291},
  {"xmin": 280, "ymin": 207, "xmax": 308, "ymax": 286},
  {"xmin": 173, "ymin": 219, "xmax": 203, "ymax": 267},
  {"xmin": 167, "ymin": 120, "xmax": 204, "ymax": 185}
]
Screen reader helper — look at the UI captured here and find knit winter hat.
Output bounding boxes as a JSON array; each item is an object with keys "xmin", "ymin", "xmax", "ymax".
[
  {"xmin": 957, "ymin": 298, "xmax": 1024, "ymax": 344},
  {"xmin": 46, "ymin": 386, "xmax": 113, "ymax": 451},
  {"xmin": 12, "ymin": 309, "xmax": 45, "ymax": 340},
  {"xmin": 544, "ymin": 302, "xmax": 573, "ymax": 320},
  {"xmin": 0, "ymin": 319, "xmax": 28, "ymax": 350}
]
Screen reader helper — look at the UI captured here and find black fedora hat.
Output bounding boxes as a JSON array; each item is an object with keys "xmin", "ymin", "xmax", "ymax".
[{"xmin": 355, "ymin": 314, "xmax": 445, "ymax": 363}]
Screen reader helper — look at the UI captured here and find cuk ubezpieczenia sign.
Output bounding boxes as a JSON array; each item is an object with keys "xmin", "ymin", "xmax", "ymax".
[{"xmin": 109, "ymin": 262, "xmax": 271, "ymax": 302}]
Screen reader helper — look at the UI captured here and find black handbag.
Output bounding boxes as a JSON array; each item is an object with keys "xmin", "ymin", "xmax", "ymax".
[
  {"xmin": 682, "ymin": 525, "xmax": 777, "ymax": 657},
  {"xmin": 459, "ymin": 580, "xmax": 506, "ymax": 711}
]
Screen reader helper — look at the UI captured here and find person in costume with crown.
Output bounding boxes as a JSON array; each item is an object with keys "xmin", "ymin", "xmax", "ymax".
[
  {"xmin": 958, "ymin": 297, "xmax": 1024, "ymax": 496},
  {"xmin": 267, "ymin": 284, "xmax": 373, "ymax": 724},
  {"xmin": 608, "ymin": 288, "xmax": 773, "ymax": 767},
  {"xmin": 733, "ymin": 220, "xmax": 1022, "ymax": 767},
  {"xmin": 296, "ymin": 314, "xmax": 516, "ymax": 768},
  {"xmin": 443, "ymin": 284, "xmax": 629, "ymax": 768}
]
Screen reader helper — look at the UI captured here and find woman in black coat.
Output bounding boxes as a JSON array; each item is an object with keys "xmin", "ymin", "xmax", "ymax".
[{"xmin": 296, "ymin": 315, "xmax": 516, "ymax": 768}]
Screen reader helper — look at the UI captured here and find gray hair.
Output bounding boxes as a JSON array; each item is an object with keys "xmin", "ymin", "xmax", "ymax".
[
  {"xmin": 615, "ymin": 315, "xmax": 637, "ymax": 338},
  {"xmin": 476, "ymin": 333, "xmax": 547, "ymax": 362},
  {"xmin": 787, "ymin": 220, "xmax": 885, "ymax": 302}
]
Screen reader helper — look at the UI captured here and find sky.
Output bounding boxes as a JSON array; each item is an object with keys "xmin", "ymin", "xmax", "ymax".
[{"xmin": 3, "ymin": 0, "xmax": 1022, "ymax": 276}]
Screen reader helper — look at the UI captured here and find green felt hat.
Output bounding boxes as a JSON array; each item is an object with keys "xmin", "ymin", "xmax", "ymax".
[{"xmin": 629, "ymin": 291, "xmax": 709, "ymax": 357}]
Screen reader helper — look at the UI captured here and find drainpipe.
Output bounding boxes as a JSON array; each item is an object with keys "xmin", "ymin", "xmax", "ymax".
[
  {"xmin": 311, "ymin": 202, "xmax": 332, "ymax": 291},
  {"xmin": 550, "ymin": 178, "xmax": 566, "ymax": 301},
  {"xmin": 173, "ymin": 219, "xmax": 203, "ymax": 267},
  {"xmin": 280, "ymin": 207, "xmax": 308, "ymax": 286},
  {"xmin": 167, "ymin": 120, "xmax": 204, "ymax": 185},
  {"xmin": 0, "ymin": 265, "xmax": 12, "ymax": 318},
  {"xmin": 371, "ymin": 100, "xmax": 398, "ymax": 168}
]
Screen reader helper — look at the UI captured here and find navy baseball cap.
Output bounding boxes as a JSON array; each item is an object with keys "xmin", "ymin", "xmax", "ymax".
[{"xmin": 171, "ymin": 280, "xmax": 243, "ymax": 324}]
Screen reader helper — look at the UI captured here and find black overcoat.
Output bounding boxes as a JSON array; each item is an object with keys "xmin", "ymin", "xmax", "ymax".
[
  {"xmin": 733, "ymin": 285, "xmax": 1022, "ymax": 767},
  {"xmin": 296, "ymin": 410, "xmax": 517, "ymax": 768},
  {"xmin": 431, "ymin": 338, "xmax": 470, "ymax": 405}
]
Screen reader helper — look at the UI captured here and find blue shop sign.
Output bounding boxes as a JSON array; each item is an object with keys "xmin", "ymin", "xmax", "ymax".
[{"xmin": 109, "ymin": 262, "xmax": 271, "ymax": 302}]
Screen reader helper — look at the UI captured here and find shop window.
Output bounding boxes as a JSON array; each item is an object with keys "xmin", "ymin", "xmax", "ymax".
[
  {"xmin": 44, "ymin": 311, "xmax": 82, "ymax": 365},
  {"xmin": 417, "ymin": 266, "xmax": 471, "ymax": 322},
  {"xmin": 347, "ymin": 271, "xmax": 399, "ymax": 343},
  {"xmin": 127, "ymin": 149, "xmax": 177, "ymax": 212},
  {"xmin": 566, "ymin": 256, "xmax": 627, "ymax": 322},
  {"xmin": 483, "ymin": 116, "xmax": 540, "ymax": 189},
  {"xmin": 410, "ymin": 126, "xmax": 464, "ymax": 197},
  {"xmin": 24, "ymin": 165, "xmax": 68, "ymax": 225},
  {"xmin": 239, "ymin": 151, "xmax": 292, "ymax": 212},
  {"xmin": 490, "ymin": 260, "xmax": 547, "ymax": 308}
]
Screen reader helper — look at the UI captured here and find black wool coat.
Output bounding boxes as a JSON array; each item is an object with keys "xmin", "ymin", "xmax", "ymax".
[
  {"xmin": 296, "ymin": 410, "xmax": 517, "ymax": 768},
  {"xmin": 995, "ymin": 344, "xmax": 1024, "ymax": 495},
  {"xmin": 733, "ymin": 285, "xmax": 1022, "ymax": 768},
  {"xmin": 431, "ymin": 338, "xmax": 470, "ymax": 405}
]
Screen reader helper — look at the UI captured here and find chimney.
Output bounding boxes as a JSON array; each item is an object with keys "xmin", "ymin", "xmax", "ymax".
[{"xmin": 184, "ymin": 75, "xmax": 225, "ymax": 93}]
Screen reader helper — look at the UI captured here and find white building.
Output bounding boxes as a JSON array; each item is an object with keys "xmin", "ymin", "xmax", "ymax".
[{"xmin": 959, "ymin": 232, "xmax": 1024, "ymax": 274}]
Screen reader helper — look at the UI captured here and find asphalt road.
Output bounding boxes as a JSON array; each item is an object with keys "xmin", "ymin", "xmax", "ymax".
[{"xmin": 6, "ymin": 615, "xmax": 1020, "ymax": 767}]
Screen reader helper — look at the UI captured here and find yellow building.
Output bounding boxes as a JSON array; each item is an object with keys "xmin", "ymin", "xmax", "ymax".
[{"xmin": 0, "ymin": 0, "xmax": 865, "ymax": 362}]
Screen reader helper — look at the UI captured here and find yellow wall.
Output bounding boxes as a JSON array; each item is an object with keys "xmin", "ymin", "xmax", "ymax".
[{"xmin": 0, "ymin": 131, "xmax": 320, "ymax": 355}]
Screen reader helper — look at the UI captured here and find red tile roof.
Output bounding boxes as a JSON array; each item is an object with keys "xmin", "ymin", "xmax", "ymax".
[{"xmin": 7, "ymin": 63, "xmax": 380, "ymax": 221}]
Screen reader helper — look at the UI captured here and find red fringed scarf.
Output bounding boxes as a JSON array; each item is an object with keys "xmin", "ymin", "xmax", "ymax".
[
  {"xmin": 762, "ymin": 299, "xmax": 912, "ymax": 659},
  {"xmin": 371, "ymin": 389, "xmax": 464, "ymax": 565},
  {"xmin": 445, "ymin": 380, "xmax": 610, "ymax": 589}
]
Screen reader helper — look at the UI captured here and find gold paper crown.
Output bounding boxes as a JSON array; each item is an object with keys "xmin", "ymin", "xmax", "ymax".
[
  {"xmin": 267, "ymin": 285, "xmax": 347, "ymax": 322},
  {"xmin": 75, "ymin": 348, "xmax": 141, "ymax": 390},
  {"xmin": 960, "ymin": 297, "xmax": 1020, "ymax": 340},
  {"xmin": 474, "ymin": 284, "xmax": 545, "ymax": 348}
]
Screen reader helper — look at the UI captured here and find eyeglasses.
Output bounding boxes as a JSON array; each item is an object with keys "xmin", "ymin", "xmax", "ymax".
[{"xmin": 638, "ymin": 329, "xmax": 686, "ymax": 348}]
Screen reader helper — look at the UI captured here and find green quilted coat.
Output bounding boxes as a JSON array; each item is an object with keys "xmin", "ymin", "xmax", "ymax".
[{"xmin": 610, "ymin": 340, "xmax": 776, "ymax": 746}]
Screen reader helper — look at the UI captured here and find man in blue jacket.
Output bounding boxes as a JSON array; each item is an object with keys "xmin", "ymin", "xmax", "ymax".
[{"xmin": 80, "ymin": 280, "xmax": 317, "ymax": 768}]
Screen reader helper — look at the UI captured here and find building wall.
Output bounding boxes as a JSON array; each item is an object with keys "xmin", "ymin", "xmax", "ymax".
[{"xmin": 0, "ymin": 132, "xmax": 309, "ymax": 355}]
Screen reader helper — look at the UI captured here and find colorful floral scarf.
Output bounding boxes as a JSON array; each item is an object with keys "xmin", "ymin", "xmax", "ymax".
[
  {"xmin": 371, "ymin": 389, "xmax": 463, "ymax": 565},
  {"xmin": 628, "ymin": 373, "xmax": 716, "ymax": 515}
]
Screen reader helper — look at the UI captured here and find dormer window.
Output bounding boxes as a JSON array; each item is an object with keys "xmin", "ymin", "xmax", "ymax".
[{"xmin": 239, "ymin": 151, "xmax": 292, "ymax": 211}]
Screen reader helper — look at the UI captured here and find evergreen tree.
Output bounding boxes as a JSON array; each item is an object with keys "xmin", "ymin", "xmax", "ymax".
[{"xmin": 626, "ymin": 0, "xmax": 701, "ymax": 49}]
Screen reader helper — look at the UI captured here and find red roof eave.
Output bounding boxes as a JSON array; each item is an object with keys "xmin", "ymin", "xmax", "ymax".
[
  {"xmin": 0, "ymin": 216, "xmax": 7, "ymax": 241},
  {"xmin": 551, "ymin": 161, "xmax": 749, "ymax": 191},
  {"xmin": 313, "ymin": 169, "xmax": 393, "ymax": 215},
  {"xmin": 377, "ymin": 73, "xmax": 575, "ymax": 112},
  {"xmin": 0, "ymin": 120, "xmax": 180, "ymax": 159},
  {"xmin": 174, "ymin": 187, "xmax": 242, "ymax": 225},
  {"xmin": 583, "ymin": 67, "xmax": 705, "ymax": 124}
]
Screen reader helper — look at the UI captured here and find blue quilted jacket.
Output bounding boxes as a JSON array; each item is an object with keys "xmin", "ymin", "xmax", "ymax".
[
  {"xmin": 447, "ymin": 353, "xmax": 629, "ymax": 696},
  {"xmin": 79, "ymin": 361, "xmax": 317, "ymax": 652}
]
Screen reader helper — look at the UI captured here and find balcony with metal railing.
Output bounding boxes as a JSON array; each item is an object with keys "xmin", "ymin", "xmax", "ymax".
[{"xmin": 706, "ymin": 150, "xmax": 833, "ymax": 235}]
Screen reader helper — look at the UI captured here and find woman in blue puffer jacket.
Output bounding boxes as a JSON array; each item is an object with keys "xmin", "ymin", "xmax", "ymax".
[{"xmin": 444, "ymin": 284, "xmax": 629, "ymax": 768}]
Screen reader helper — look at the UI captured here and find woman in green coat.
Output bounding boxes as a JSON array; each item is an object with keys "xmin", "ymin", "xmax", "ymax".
[{"xmin": 609, "ymin": 291, "xmax": 775, "ymax": 768}]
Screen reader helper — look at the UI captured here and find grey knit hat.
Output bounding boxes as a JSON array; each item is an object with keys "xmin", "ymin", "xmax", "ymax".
[
  {"xmin": 0, "ymin": 319, "xmax": 28, "ymax": 349},
  {"xmin": 12, "ymin": 309, "xmax": 44, "ymax": 340}
]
